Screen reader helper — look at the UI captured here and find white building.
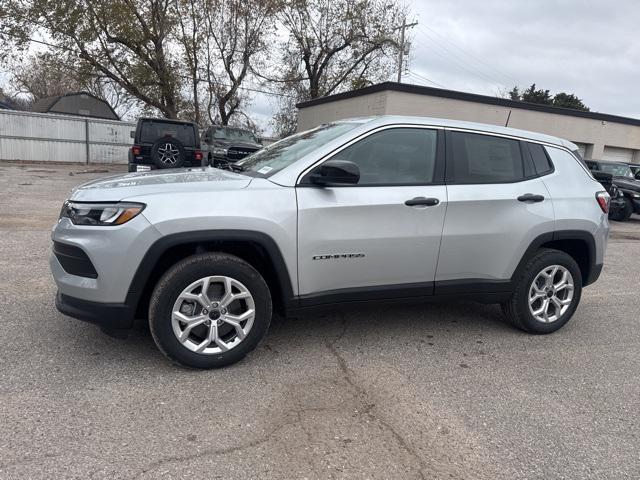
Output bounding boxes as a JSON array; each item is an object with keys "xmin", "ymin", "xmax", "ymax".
[{"xmin": 297, "ymin": 82, "xmax": 640, "ymax": 163}]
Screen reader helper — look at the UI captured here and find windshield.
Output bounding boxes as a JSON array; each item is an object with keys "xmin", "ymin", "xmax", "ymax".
[
  {"xmin": 599, "ymin": 163, "xmax": 634, "ymax": 178},
  {"xmin": 234, "ymin": 122, "xmax": 359, "ymax": 176},
  {"xmin": 212, "ymin": 127, "xmax": 257, "ymax": 143}
]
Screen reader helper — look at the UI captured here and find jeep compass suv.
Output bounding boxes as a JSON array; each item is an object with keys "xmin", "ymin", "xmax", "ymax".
[{"xmin": 51, "ymin": 116, "xmax": 609, "ymax": 369}]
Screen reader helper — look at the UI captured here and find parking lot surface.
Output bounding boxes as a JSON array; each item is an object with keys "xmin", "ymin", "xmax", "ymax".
[{"xmin": 1, "ymin": 162, "xmax": 639, "ymax": 479}]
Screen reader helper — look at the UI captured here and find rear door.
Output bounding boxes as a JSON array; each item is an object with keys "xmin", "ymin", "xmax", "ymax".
[
  {"xmin": 296, "ymin": 126, "xmax": 447, "ymax": 301},
  {"xmin": 435, "ymin": 130, "xmax": 555, "ymax": 291}
]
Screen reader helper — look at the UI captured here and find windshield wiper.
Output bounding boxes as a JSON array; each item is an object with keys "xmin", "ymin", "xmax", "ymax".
[{"xmin": 228, "ymin": 163, "xmax": 246, "ymax": 172}]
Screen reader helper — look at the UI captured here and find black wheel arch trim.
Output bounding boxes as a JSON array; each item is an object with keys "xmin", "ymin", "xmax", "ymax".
[
  {"xmin": 513, "ymin": 229, "xmax": 600, "ymax": 287},
  {"xmin": 124, "ymin": 230, "xmax": 296, "ymax": 315}
]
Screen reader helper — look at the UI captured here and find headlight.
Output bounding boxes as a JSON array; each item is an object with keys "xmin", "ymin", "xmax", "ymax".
[
  {"xmin": 60, "ymin": 201, "xmax": 145, "ymax": 226},
  {"xmin": 213, "ymin": 147, "xmax": 227, "ymax": 156},
  {"xmin": 632, "ymin": 193, "xmax": 640, "ymax": 198}
]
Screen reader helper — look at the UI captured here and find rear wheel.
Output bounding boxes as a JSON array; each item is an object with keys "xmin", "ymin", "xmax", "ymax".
[
  {"xmin": 501, "ymin": 249, "xmax": 582, "ymax": 334},
  {"xmin": 149, "ymin": 253, "xmax": 272, "ymax": 368}
]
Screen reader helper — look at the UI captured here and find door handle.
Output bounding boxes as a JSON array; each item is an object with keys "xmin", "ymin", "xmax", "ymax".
[
  {"xmin": 405, "ymin": 197, "xmax": 440, "ymax": 207},
  {"xmin": 517, "ymin": 193, "xmax": 545, "ymax": 203}
]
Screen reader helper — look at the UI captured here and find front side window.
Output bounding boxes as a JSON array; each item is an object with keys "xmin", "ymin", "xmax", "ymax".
[
  {"xmin": 448, "ymin": 131, "xmax": 525, "ymax": 184},
  {"xmin": 328, "ymin": 128, "xmax": 438, "ymax": 185}
]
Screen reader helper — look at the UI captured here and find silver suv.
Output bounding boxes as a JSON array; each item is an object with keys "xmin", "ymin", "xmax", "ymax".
[{"xmin": 51, "ymin": 116, "xmax": 610, "ymax": 368}]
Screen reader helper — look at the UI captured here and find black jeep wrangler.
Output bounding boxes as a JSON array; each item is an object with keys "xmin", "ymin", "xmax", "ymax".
[
  {"xmin": 128, "ymin": 118, "xmax": 204, "ymax": 172},
  {"xmin": 202, "ymin": 126, "xmax": 262, "ymax": 168}
]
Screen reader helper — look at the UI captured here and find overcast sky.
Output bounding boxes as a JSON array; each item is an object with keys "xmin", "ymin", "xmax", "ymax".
[{"xmin": 252, "ymin": 0, "xmax": 640, "ymax": 135}]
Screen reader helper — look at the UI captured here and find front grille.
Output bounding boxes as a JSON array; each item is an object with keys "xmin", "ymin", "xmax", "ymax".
[
  {"xmin": 226, "ymin": 146, "xmax": 259, "ymax": 161},
  {"xmin": 53, "ymin": 242, "xmax": 98, "ymax": 278}
]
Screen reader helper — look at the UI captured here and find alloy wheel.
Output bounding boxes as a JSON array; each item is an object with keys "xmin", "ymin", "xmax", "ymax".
[
  {"xmin": 528, "ymin": 265, "xmax": 574, "ymax": 323},
  {"xmin": 171, "ymin": 276, "xmax": 255, "ymax": 354},
  {"xmin": 158, "ymin": 143, "xmax": 180, "ymax": 165}
]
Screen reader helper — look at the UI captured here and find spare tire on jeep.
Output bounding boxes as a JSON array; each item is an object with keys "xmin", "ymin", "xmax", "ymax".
[{"xmin": 151, "ymin": 136, "xmax": 186, "ymax": 169}]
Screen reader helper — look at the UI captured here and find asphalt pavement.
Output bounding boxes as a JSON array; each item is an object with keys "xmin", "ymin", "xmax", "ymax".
[{"xmin": 1, "ymin": 162, "xmax": 639, "ymax": 479}]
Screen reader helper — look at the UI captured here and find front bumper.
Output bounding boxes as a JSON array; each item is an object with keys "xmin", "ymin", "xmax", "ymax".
[
  {"xmin": 50, "ymin": 214, "xmax": 161, "ymax": 306},
  {"xmin": 56, "ymin": 291, "xmax": 135, "ymax": 329}
]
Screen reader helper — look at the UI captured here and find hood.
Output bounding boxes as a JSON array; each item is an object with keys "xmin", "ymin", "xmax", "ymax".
[
  {"xmin": 69, "ymin": 167, "xmax": 252, "ymax": 202},
  {"xmin": 613, "ymin": 177, "xmax": 640, "ymax": 192},
  {"xmin": 213, "ymin": 139, "xmax": 262, "ymax": 149}
]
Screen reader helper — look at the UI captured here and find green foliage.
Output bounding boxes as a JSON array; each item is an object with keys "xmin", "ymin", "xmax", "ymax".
[
  {"xmin": 552, "ymin": 92, "xmax": 590, "ymax": 111},
  {"xmin": 507, "ymin": 83, "xmax": 589, "ymax": 111}
]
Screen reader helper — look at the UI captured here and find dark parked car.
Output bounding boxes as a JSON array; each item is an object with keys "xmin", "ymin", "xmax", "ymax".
[
  {"xmin": 587, "ymin": 159, "xmax": 640, "ymax": 220},
  {"xmin": 202, "ymin": 126, "xmax": 262, "ymax": 168},
  {"xmin": 128, "ymin": 118, "xmax": 204, "ymax": 172},
  {"xmin": 591, "ymin": 171, "xmax": 626, "ymax": 221}
]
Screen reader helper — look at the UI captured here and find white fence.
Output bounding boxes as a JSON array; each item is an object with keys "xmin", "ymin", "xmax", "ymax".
[{"xmin": 0, "ymin": 109, "xmax": 134, "ymax": 164}]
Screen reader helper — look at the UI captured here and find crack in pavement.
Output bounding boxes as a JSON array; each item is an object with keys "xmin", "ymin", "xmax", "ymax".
[{"xmin": 323, "ymin": 320, "xmax": 429, "ymax": 480}]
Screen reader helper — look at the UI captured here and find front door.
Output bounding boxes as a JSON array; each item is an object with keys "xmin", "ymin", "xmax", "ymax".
[{"xmin": 296, "ymin": 127, "xmax": 447, "ymax": 302}]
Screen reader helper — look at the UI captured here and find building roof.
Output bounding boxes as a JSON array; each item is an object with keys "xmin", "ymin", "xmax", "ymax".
[
  {"xmin": 297, "ymin": 81, "xmax": 640, "ymax": 128},
  {"xmin": 29, "ymin": 91, "xmax": 119, "ymax": 120}
]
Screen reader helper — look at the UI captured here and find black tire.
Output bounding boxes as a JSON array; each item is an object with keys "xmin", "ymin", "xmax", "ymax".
[
  {"xmin": 619, "ymin": 197, "xmax": 634, "ymax": 221},
  {"xmin": 151, "ymin": 136, "xmax": 185, "ymax": 169},
  {"xmin": 149, "ymin": 253, "xmax": 272, "ymax": 369},
  {"xmin": 501, "ymin": 248, "xmax": 582, "ymax": 334}
]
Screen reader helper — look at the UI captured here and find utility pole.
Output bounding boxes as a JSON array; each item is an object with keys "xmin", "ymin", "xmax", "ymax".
[{"xmin": 396, "ymin": 19, "xmax": 418, "ymax": 83}]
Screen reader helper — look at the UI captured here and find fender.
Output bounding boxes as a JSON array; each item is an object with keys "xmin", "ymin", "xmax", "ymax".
[
  {"xmin": 512, "ymin": 229, "xmax": 598, "ymax": 286},
  {"xmin": 124, "ymin": 230, "xmax": 296, "ymax": 313}
]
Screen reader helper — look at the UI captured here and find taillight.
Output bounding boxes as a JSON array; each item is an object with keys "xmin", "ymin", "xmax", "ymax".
[
  {"xmin": 596, "ymin": 191, "xmax": 609, "ymax": 214},
  {"xmin": 194, "ymin": 150, "xmax": 203, "ymax": 162},
  {"xmin": 131, "ymin": 145, "xmax": 141, "ymax": 156}
]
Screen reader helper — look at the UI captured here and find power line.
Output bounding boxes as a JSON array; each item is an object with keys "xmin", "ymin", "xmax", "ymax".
[
  {"xmin": 405, "ymin": 70, "xmax": 445, "ymax": 88},
  {"xmin": 414, "ymin": 26, "xmax": 506, "ymax": 87},
  {"xmin": 419, "ymin": 24, "xmax": 519, "ymax": 86}
]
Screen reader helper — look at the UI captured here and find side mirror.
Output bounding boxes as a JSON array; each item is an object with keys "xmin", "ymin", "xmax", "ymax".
[
  {"xmin": 130, "ymin": 130, "xmax": 135, "ymax": 139},
  {"xmin": 309, "ymin": 159, "xmax": 360, "ymax": 186}
]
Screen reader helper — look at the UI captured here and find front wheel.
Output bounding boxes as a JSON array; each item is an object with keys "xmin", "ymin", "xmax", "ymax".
[
  {"xmin": 149, "ymin": 253, "xmax": 272, "ymax": 368},
  {"xmin": 501, "ymin": 249, "xmax": 582, "ymax": 334}
]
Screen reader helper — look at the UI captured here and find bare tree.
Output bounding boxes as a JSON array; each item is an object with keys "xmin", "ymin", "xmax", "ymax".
[
  {"xmin": 2, "ymin": 0, "xmax": 184, "ymax": 118},
  {"xmin": 198, "ymin": 0, "xmax": 277, "ymax": 125},
  {"xmin": 275, "ymin": 0, "xmax": 404, "ymax": 99}
]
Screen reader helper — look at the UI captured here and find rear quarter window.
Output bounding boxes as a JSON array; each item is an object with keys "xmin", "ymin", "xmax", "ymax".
[{"xmin": 528, "ymin": 142, "xmax": 554, "ymax": 175}]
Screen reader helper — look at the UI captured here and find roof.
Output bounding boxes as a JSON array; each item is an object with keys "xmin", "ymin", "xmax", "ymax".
[
  {"xmin": 340, "ymin": 115, "xmax": 576, "ymax": 150},
  {"xmin": 29, "ymin": 91, "xmax": 119, "ymax": 120},
  {"xmin": 297, "ymin": 82, "xmax": 640, "ymax": 128},
  {"xmin": 30, "ymin": 95, "xmax": 60, "ymax": 113},
  {"xmin": 138, "ymin": 117, "xmax": 198, "ymax": 126}
]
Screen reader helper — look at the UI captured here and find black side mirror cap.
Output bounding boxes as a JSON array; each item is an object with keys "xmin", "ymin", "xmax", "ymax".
[{"xmin": 309, "ymin": 159, "xmax": 360, "ymax": 186}]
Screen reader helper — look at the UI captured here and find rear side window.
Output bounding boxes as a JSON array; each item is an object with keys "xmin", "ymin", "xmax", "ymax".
[
  {"xmin": 528, "ymin": 143, "xmax": 554, "ymax": 175},
  {"xmin": 448, "ymin": 131, "xmax": 525, "ymax": 184},
  {"xmin": 140, "ymin": 122, "xmax": 196, "ymax": 146}
]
